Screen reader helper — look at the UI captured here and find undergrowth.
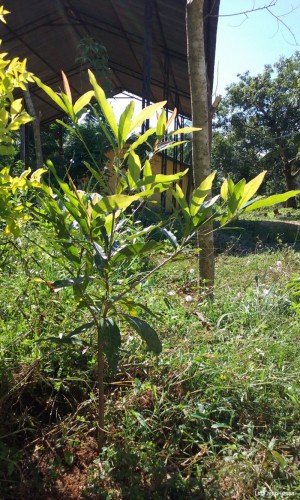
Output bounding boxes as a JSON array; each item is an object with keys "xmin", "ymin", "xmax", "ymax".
[{"xmin": 0, "ymin": 231, "xmax": 299, "ymax": 499}]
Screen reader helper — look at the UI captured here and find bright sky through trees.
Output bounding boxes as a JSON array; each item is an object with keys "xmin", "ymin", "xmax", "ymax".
[
  {"xmin": 110, "ymin": 0, "xmax": 300, "ymax": 118},
  {"xmin": 214, "ymin": 0, "xmax": 300, "ymax": 95}
]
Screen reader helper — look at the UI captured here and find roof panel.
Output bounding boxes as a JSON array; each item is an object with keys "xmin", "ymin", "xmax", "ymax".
[{"xmin": 1, "ymin": 0, "xmax": 220, "ymax": 122}]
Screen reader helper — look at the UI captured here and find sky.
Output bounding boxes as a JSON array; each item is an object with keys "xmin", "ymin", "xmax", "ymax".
[
  {"xmin": 111, "ymin": 0, "xmax": 300, "ymax": 118},
  {"xmin": 214, "ymin": 0, "xmax": 300, "ymax": 95}
]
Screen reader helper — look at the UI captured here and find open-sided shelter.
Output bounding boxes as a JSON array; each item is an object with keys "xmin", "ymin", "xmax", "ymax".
[{"xmin": 1, "ymin": 0, "xmax": 220, "ymax": 207}]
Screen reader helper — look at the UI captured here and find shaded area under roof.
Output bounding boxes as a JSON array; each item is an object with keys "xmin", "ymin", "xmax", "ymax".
[{"xmin": 1, "ymin": 0, "xmax": 220, "ymax": 123}]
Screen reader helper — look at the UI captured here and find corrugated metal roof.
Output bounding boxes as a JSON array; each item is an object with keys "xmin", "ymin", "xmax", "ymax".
[{"xmin": 1, "ymin": 0, "xmax": 220, "ymax": 122}]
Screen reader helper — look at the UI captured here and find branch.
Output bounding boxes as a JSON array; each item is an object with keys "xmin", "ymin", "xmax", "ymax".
[
  {"xmin": 266, "ymin": 6, "xmax": 298, "ymax": 45},
  {"xmin": 210, "ymin": 0, "xmax": 278, "ymax": 18},
  {"xmin": 207, "ymin": 0, "xmax": 299, "ymax": 46}
]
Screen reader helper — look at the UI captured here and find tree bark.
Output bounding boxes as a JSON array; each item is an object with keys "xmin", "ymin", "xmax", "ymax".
[
  {"xmin": 281, "ymin": 151, "xmax": 298, "ymax": 208},
  {"xmin": 24, "ymin": 87, "xmax": 43, "ymax": 169},
  {"xmin": 186, "ymin": 0, "xmax": 215, "ymax": 295},
  {"xmin": 97, "ymin": 330, "xmax": 105, "ymax": 451},
  {"xmin": 284, "ymin": 164, "xmax": 298, "ymax": 208}
]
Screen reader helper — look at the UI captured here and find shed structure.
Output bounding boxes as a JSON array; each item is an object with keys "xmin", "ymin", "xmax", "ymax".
[
  {"xmin": 1, "ymin": 0, "xmax": 220, "ymax": 205},
  {"xmin": 1, "ymin": 0, "xmax": 220, "ymax": 122}
]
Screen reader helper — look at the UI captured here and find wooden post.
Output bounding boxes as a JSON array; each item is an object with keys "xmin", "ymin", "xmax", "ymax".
[
  {"xmin": 24, "ymin": 87, "xmax": 43, "ymax": 169},
  {"xmin": 142, "ymin": 0, "xmax": 154, "ymax": 131}
]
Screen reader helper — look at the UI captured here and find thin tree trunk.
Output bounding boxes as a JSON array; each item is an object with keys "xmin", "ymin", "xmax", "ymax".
[
  {"xmin": 284, "ymin": 165, "xmax": 296, "ymax": 208},
  {"xmin": 282, "ymin": 154, "xmax": 298, "ymax": 208},
  {"xmin": 186, "ymin": 0, "xmax": 215, "ymax": 295},
  {"xmin": 97, "ymin": 328, "xmax": 105, "ymax": 451},
  {"xmin": 24, "ymin": 87, "xmax": 43, "ymax": 169}
]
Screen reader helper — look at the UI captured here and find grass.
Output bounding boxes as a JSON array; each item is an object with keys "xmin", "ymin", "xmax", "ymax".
[
  {"xmin": 241, "ymin": 207, "xmax": 300, "ymax": 223},
  {"xmin": 0, "ymin": 232, "xmax": 299, "ymax": 498}
]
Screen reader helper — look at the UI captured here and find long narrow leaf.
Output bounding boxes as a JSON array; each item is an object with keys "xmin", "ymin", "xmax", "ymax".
[
  {"xmin": 130, "ymin": 101, "xmax": 167, "ymax": 132},
  {"xmin": 118, "ymin": 101, "xmax": 135, "ymax": 147},
  {"xmin": 240, "ymin": 171, "xmax": 267, "ymax": 206},
  {"xmin": 124, "ymin": 315, "xmax": 162, "ymax": 354},
  {"xmin": 34, "ymin": 77, "xmax": 68, "ymax": 113},
  {"xmin": 171, "ymin": 126, "xmax": 201, "ymax": 136},
  {"xmin": 245, "ymin": 190, "xmax": 300, "ymax": 212},
  {"xmin": 99, "ymin": 318, "xmax": 121, "ymax": 372},
  {"xmin": 74, "ymin": 90, "xmax": 94, "ymax": 114},
  {"xmin": 88, "ymin": 70, "xmax": 118, "ymax": 139},
  {"xmin": 190, "ymin": 172, "xmax": 216, "ymax": 216}
]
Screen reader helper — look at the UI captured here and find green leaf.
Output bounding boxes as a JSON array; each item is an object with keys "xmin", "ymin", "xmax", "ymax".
[
  {"xmin": 245, "ymin": 190, "xmax": 300, "ymax": 211},
  {"xmin": 190, "ymin": 172, "xmax": 216, "ymax": 216},
  {"xmin": 160, "ymin": 228, "xmax": 178, "ymax": 249},
  {"xmin": 220, "ymin": 179, "xmax": 229, "ymax": 201},
  {"xmin": 94, "ymin": 242, "xmax": 108, "ymax": 275},
  {"xmin": 126, "ymin": 128, "xmax": 156, "ymax": 154},
  {"xmin": 125, "ymin": 224, "xmax": 158, "ymax": 240},
  {"xmin": 124, "ymin": 315, "xmax": 162, "ymax": 354},
  {"xmin": 112, "ymin": 240, "xmax": 161, "ymax": 263},
  {"xmin": 93, "ymin": 193, "xmax": 142, "ymax": 214},
  {"xmin": 46, "ymin": 322, "xmax": 94, "ymax": 345},
  {"xmin": 228, "ymin": 178, "xmax": 235, "ymax": 197},
  {"xmin": 51, "ymin": 277, "xmax": 86, "ymax": 290},
  {"xmin": 143, "ymin": 159, "xmax": 152, "ymax": 177},
  {"xmin": 82, "ymin": 161, "xmax": 107, "ymax": 191},
  {"xmin": 68, "ymin": 321, "xmax": 95, "ymax": 336},
  {"xmin": 0, "ymin": 145, "xmax": 15, "ymax": 155},
  {"xmin": 156, "ymin": 109, "xmax": 166, "ymax": 137},
  {"xmin": 173, "ymin": 184, "xmax": 190, "ymax": 220},
  {"xmin": 90, "ymin": 104, "xmax": 116, "ymax": 149},
  {"xmin": 171, "ymin": 126, "xmax": 201, "ymax": 136},
  {"xmin": 156, "ymin": 140, "xmax": 188, "ymax": 154},
  {"xmin": 34, "ymin": 77, "xmax": 68, "ymax": 113},
  {"xmin": 119, "ymin": 299, "xmax": 160, "ymax": 319},
  {"xmin": 239, "ymin": 171, "xmax": 266, "ymax": 207},
  {"xmin": 271, "ymin": 450, "xmax": 286, "ymax": 468},
  {"xmin": 130, "ymin": 101, "xmax": 167, "ymax": 132},
  {"xmin": 100, "ymin": 318, "xmax": 121, "ymax": 372},
  {"xmin": 127, "ymin": 152, "xmax": 141, "ymax": 189},
  {"xmin": 228, "ymin": 178, "xmax": 246, "ymax": 213},
  {"xmin": 137, "ymin": 170, "xmax": 188, "ymax": 189},
  {"xmin": 10, "ymin": 98, "xmax": 23, "ymax": 115},
  {"xmin": 88, "ymin": 70, "xmax": 118, "ymax": 139},
  {"xmin": 60, "ymin": 92, "xmax": 75, "ymax": 121},
  {"xmin": 73, "ymin": 90, "xmax": 94, "ymax": 114},
  {"xmin": 118, "ymin": 101, "xmax": 135, "ymax": 147}
]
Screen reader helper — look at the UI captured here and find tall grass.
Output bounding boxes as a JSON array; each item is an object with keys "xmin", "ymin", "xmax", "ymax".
[{"xmin": 0, "ymin": 232, "xmax": 299, "ymax": 498}]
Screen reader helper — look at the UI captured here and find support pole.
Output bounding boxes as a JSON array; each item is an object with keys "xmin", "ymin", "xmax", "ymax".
[
  {"xmin": 20, "ymin": 124, "xmax": 30, "ymax": 166},
  {"xmin": 161, "ymin": 53, "xmax": 170, "ymax": 209},
  {"xmin": 24, "ymin": 87, "xmax": 43, "ymax": 169},
  {"xmin": 20, "ymin": 125, "xmax": 26, "ymax": 165},
  {"xmin": 142, "ymin": 0, "xmax": 154, "ymax": 132}
]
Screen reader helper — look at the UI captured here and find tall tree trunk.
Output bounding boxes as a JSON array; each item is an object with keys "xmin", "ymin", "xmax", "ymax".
[
  {"xmin": 24, "ymin": 87, "xmax": 43, "ymax": 169},
  {"xmin": 281, "ymin": 152, "xmax": 298, "ymax": 208},
  {"xmin": 186, "ymin": 0, "xmax": 215, "ymax": 295},
  {"xmin": 284, "ymin": 164, "xmax": 297, "ymax": 208}
]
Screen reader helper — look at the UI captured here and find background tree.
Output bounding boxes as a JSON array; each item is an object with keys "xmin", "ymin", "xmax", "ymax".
[
  {"xmin": 212, "ymin": 52, "xmax": 300, "ymax": 207},
  {"xmin": 40, "ymin": 111, "xmax": 110, "ymax": 184}
]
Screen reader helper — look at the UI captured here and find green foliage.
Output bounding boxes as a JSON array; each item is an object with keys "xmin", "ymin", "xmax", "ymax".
[
  {"xmin": 0, "ymin": 239, "xmax": 299, "ymax": 497},
  {"xmin": 212, "ymin": 52, "xmax": 300, "ymax": 199},
  {"xmin": 2, "ymin": 69, "xmax": 298, "ymax": 379},
  {"xmin": 0, "ymin": 4, "xmax": 299, "ymax": 495},
  {"xmin": 0, "ymin": 10, "xmax": 33, "ymax": 156},
  {"xmin": 288, "ymin": 276, "xmax": 300, "ymax": 315},
  {"xmin": 0, "ymin": 167, "xmax": 44, "ymax": 236},
  {"xmin": 1, "ymin": 24, "xmax": 299, "ymax": 460}
]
